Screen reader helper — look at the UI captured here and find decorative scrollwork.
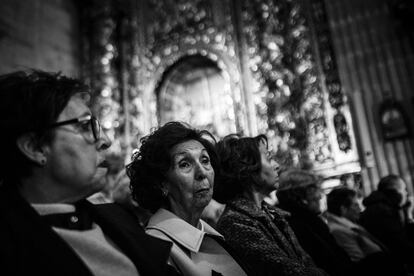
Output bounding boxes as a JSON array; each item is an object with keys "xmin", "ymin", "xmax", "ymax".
[
  {"xmin": 80, "ymin": 0, "xmax": 356, "ymax": 172},
  {"xmin": 80, "ymin": 0, "xmax": 123, "ymax": 154},
  {"xmin": 143, "ymin": 0, "xmax": 245, "ymax": 134},
  {"xmin": 242, "ymin": 0, "xmax": 333, "ymax": 167},
  {"xmin": 311, "ymin": 0, "xmax": 351, "ymax": 152}
]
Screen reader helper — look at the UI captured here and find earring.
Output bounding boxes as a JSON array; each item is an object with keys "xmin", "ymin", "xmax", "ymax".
[{"xmin": 161, "ymin": 188, "xmax": 168, "ymax": 197}]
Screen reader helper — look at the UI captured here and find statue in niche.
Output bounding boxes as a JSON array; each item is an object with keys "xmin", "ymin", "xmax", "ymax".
[{"xmin": 156, "ymin": 54, "xmax": 236, "ymax": 138}]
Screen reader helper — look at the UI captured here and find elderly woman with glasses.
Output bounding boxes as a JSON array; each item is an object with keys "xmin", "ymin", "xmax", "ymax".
[
  {"xmin": 0, "ymin": 70, "xmax": 176, "ymax": 276},
  {"xmin": 214, "ymin": 135, "xmax": 327, "ymax": 276},
  {"xmin": 127, "ymin": 122, "xmax": 252, "ymax": 276}
]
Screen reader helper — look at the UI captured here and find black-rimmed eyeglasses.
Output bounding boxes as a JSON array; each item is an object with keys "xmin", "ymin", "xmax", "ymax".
[{"xmin": 47, "ymin": 115, "xmax": 101, "ymax": 142}]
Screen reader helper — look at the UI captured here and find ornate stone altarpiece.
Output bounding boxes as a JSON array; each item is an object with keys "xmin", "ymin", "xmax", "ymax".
[{"xmin": 80, "ymin": 0, "xmax": 360, "ymax": 177}]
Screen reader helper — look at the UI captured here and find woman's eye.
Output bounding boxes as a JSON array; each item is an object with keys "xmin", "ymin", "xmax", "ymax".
[
  {"xmin": 201, "ymin": 157, "xmax": 211, "ymax": 165},
  {"xmin": 79, "ymin": 121, "xmax": 91, "ymax": 131},
  {"xmin": 178, "ymin": 161, "xmax": 190, "ymax": 169}
]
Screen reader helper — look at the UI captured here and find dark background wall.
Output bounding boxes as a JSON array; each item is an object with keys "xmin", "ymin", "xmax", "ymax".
[
  {"xmin": 0, "ymin": 0, "xmax": 80, "ymax": 76},
  {"xmin": 325, "ymin": 0, "xmax": 414, "ymax": 193}
]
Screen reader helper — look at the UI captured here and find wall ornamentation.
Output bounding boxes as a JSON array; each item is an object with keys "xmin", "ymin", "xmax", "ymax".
[
  {"xmin": 141, "ymin": 0, "xmax": 247, "ymax": 135},
  {"xmin": 310, "ymin": 0, "xmax": 352, "ymax": 153},
  {"xmin": 241, "ymin": 0, "xmax": 333, "ymax": 168},
  {"xmin": 80, "ymin": 0, "xmax": 359, "ymax": 177},
  {"xmin": 80, "ymin": 0, "xmax": 124, "ymax": 154}
]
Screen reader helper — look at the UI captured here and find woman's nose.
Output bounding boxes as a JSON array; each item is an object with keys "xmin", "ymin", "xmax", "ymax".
[
  {"xmin": 97, "ymin": 131, "xmax": 112, "ymax": 151},
  {"xmin": 194, "ymin": 162, "xmax": 208, "ymax": 180}
]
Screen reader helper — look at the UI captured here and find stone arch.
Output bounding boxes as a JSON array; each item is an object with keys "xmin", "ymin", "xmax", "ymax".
[{"xmin": 145, "ymin": 44, "xmax": 247, "ymax": 135}]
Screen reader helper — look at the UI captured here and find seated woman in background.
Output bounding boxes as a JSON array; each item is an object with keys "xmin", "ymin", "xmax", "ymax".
[
  {"xmin": 214, "ymin": 134, "xmax": 326, "ymax": 276},
  {"xmin": 127, "ymin": 122, "xmax": 252, "ymax": 276},
  {"xmin": 326, "ymin": 186, "xmax": 408, "ymax": 275},
  {"xmin": 276, "ymin": 170, "xmax": 353, "ymax": 276},
  {"xmin": 326, "ymin": 187, "xmax": 383, "ymax": 262}
]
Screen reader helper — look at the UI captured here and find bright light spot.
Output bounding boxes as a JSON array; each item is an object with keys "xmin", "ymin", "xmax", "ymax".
[
  {"xmin": 283, "ymin": 85, "xmax": 291, "ymax": 96},
  {"xmin": 153, "ymin": 55, "xmax": 161, "ymax": 65},
  {"xmin": 103, "ymin": 120, "xmax": 112, "ymax": 129},
  {"xmin": 276, "ymin": 79, "xmax": 283, "ymax": 86},
  {"xmin": 267, "ymin": 42, "xmax": 278, "ymax": 51},
  {"xmin": 101, "ymin": 87, "xmax": 111, "ymax": 97},
  {"xmin": 101, "ymin": 57, "xmax": 109, "ymax": 65},
  {"xmin": 276, "ymin": 114, "xmax": 284, "ymax": 123}
]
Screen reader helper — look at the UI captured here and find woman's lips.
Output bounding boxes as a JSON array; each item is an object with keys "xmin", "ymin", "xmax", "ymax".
[
  {"xmin": 196, "ymin": 187, "xmax": 211, "ymax": 194},
  {"xmin": 98, "ymin": 160, "xmax": 109, "ymax": 168}
]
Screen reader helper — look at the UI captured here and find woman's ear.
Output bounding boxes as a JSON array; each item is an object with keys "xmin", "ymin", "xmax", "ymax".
[
  {"xmin": 16, "ymin": 133, "xmax": 47, "ymax": 166},
  {"xmin": 339, "ymin": 205, "xmax": 347, "ymax": 217},
  {"xmin": 161, "ymin": 181, "xmax": 169, "ymax": 197}
]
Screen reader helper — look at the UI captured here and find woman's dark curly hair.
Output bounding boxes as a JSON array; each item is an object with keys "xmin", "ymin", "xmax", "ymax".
[
  {"xmin": 126, "ymin": 121, "xmax": 219, "ymax": 213},
  {"xmin": 213, "ymin": 134, "xmax": 268, "ymax": 203}
]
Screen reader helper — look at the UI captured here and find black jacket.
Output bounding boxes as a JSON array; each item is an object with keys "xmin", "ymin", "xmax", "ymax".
[
  {"xmin": 360, "ymin": 190, "xmax": 414, "ymax": 272},
  {"xmin": 0, "ymin": 184, "xmax": 177, "ymax": 276},
  {"xmin": 279, "ymin": 203, "xmax": 353, "ymax": 276}
]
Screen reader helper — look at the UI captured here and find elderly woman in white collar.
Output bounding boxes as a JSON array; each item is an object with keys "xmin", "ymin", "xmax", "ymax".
[{"xmin": 127, "ymin": 122, "xmax": 251, "ymax": 276}]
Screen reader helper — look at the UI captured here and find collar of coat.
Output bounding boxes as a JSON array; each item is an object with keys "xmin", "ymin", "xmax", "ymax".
[
  {"xmin": 227, "ymin": 196, "xmax": 291, "ymax": 221},
  {"xmin": 146, "ymin": 208, "xmax": 224, "ymax": 253},
  {"xmin": 326, "ymin": 212, "xmax": 363, "ymax": 230}
]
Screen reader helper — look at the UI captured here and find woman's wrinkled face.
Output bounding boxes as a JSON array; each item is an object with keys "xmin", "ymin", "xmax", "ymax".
[
  {"xmin": 44, "ymin": 94, "xmax": 111, "ymax": 202},
  {"xmin": 164, "ymin": 140, "xmax": 215, "ymax": 216},
  {"xmin": 258, "ymin": 140, "xmax": 280, "ymax": 193}
]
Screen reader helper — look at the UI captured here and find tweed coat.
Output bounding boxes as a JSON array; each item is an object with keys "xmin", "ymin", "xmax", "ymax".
[{"xmin": 216, "ymin": 196, "xmax": 327, "ymax": 276}]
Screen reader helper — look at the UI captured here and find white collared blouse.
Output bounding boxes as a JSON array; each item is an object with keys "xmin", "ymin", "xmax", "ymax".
[{"xmin": 146, "ymin": 208, "xmax": 247, "ymax": 276}]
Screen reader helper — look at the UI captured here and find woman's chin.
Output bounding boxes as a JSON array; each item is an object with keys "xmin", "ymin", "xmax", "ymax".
[{"xmin": 195, "ymin": 194, "xmax": 213, "ymax": 210}]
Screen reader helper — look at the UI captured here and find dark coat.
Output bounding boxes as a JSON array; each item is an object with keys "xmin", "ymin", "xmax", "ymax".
[
  {"xmin": 360, "ymin": 190, "xmax": 414, "ymax": 272},
  {"xmin": 279, "ymin": 203, "xmax": 353, "ymax": 276},
  {"xmin": 216, "ymin": 197, "xmax": 327, "ymax": 276},
  {"xmin": 0, "ymin": 184, "xmax": 176, "ymax": 276}
]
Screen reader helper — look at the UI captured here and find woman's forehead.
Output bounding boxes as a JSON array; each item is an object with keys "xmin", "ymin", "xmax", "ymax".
[
  {"xmin": 170, "ymin": 140, "xmax": 206, "ymax": 155},
  {"xmin": 58, "ymin": 95, "xmax": 90, "ymax": 120}
]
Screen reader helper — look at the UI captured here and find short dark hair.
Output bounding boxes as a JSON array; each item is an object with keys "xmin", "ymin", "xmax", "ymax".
[
  {"xmin": 0, "ymin": 70, "xmax": 88, "ymax": 181},
  {"xmin": 327, "ymin": 187, "xmax": 357, "ymax": 216},
  {"xmin": 377, "ymin": 174, "xmax": 403, "ymax": 191},
  {"xmin": 276, "ymin": 169, "xmax": 322, "ymax": 210},
  {"xmin": 213, "ymin": 134, "xmax": 267, "ymax": 203},
  {"xmin": 126, "ymin": 121, "xmax": 219, "ymax": 213}
]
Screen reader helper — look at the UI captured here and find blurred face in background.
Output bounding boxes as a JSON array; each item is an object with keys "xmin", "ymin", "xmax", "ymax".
[
  {"xmin": 341, "ymin": 195, "xmax": 361, "ymax": 222},
  {"xmin": 393, "ymin": 178, "xmax": 408, "ymax": 207},
  {"xmin": 304, "ymin": 185, "xmax": 324, "ymax": 215},
  {"xmin": 258, "ymin": 140, "xmax": 280, "ymax": 194}
]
